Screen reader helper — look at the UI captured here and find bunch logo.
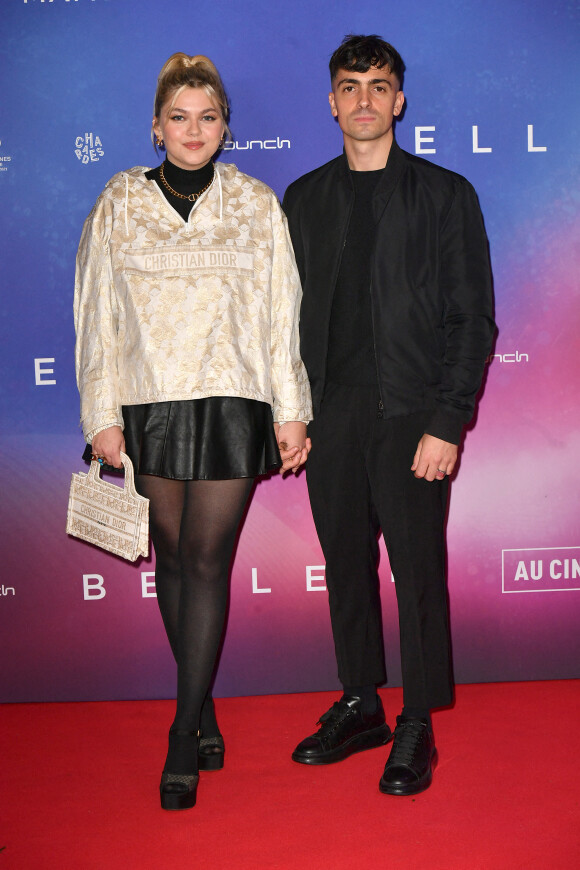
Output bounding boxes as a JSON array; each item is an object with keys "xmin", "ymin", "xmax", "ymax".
[
  {"xmin": 223, "ymin": 137, "xmax": 290, "ymax": 151},
  {"xmin": 75, "ymin": 133, "xmax": 104, "ymax": 164},
  {"xmin": 0, "ymin": 139, "xmax": 12, "ymax": 172},
  {"xmin": 502, "ymin": 547, "xmax": 580, "ymax": 593},
  {"xmin": 1, "ymin": 585, "xmax": 16, "ymax": 597},
  {"xmin": 486, "ymin": 350, "xmax": 529, "ymax": 364}
]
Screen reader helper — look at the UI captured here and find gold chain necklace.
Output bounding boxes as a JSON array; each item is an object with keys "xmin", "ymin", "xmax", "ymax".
[{"xmin": 159, "ymin": 162, "xmax": 215, "ymax": 202}]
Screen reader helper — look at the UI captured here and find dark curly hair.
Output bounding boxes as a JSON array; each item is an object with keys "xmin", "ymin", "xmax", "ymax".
[{"xmin": 329, "ymin": 34, "xmax": 405, "ymax": 88}]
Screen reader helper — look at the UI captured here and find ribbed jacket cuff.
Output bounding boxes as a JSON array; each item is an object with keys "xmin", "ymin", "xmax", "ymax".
[
  {"xmin": 84, "ymin": 421, "xmax": 124, "ymax": 444},
  {"xmin": 424, "ymin": 407, "xmax": 466, "ymax": 446}
]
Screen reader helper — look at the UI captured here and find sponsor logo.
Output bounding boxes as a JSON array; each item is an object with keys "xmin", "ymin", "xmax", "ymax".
[
  {"xmin": 414, "ymin": 124, "xmax": 547, "ymax": 155},
  {"xmin": 1, "ymin": 585, "xmax": 16, "ymax": 597},
  {"xmin": 75, "ymin": 133, "xmax": 104, "ymax": 164},
  {"xmin": 0, "ymin": 139, "xmax": 12, "ymax": 172},
  {"xmin": 223, "ymin": 137, "xmax": 290, "ymax": 151},
  {"xmin": 486, "ymin": 351, "xmax": 529, "ymax": 364},
  {"xmin": 502, "ymin": 547, "xmax": 580, "ymax": 593}
]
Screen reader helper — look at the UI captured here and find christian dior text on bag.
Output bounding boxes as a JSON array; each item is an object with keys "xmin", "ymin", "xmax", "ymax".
[{"xmin": 66, "ymin": 452, "xmax": 149, "ymax": 561}]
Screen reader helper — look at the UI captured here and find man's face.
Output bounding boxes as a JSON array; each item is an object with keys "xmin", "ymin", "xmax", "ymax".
[{"xmin": 329, "ymin": 66, "xmax": 405, "ymax": 147}]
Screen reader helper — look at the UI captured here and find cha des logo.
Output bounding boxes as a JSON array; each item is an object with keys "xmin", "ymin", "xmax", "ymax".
[{"xmin": 75, "ymin": 133, "xmax": 104, "ymax": 164}]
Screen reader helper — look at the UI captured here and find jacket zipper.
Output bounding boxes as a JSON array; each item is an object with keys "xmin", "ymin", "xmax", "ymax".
[{"xmin": 369, "ymin": 249, "xmax": 385, "ymax": 417}]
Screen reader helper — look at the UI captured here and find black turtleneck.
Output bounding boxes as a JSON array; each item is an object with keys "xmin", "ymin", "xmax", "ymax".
[{"xmin": 145, "ymin": 158, "xmax": 215, "ymax": 221}]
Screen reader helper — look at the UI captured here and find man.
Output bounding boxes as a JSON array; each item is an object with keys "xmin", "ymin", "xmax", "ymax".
[{"xmin": 282, "ymin": 34, "xmax": 495, "ymax": 795}]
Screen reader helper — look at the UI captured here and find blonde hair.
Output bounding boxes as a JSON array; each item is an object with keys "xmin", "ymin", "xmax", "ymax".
[{"xmin": 152, "ymin": 53, "xmax": 231, "ymax": 150}]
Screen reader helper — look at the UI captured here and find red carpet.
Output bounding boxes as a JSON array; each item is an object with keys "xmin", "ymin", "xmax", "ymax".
[{"xmin": 1, "ymin": 681, "xmax": 579, "ymax": 869}]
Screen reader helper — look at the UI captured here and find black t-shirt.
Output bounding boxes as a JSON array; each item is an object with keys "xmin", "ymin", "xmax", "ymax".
[{"xmin": 325, "ymin": 168, "xmax": 383, "ymax": 386}]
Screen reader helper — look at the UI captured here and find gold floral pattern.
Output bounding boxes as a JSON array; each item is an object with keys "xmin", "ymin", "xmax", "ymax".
[{"xmin": 74, "ymin": 163, "xmax": 312, "ymax": 441}]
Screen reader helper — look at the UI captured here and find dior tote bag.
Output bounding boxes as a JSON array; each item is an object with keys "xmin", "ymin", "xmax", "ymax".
[{"xmin": 66, "ymin": 451, "xmax": 149, "ymax": 561}]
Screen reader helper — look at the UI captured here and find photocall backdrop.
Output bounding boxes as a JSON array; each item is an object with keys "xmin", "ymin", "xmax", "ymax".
[{"xmin": 1, "ymin": 0, "xmax": 579, "ymax": 703}]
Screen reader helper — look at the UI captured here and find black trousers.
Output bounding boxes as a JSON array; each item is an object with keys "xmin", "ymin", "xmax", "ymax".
[{"xmin": 306, "ymin": 383, "xmax": 454, "ymax": 710}]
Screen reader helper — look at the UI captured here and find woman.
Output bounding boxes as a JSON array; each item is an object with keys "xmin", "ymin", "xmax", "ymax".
[{"xmin": 74, "ymin": 53, "xmax": 312, "ymax": 811}]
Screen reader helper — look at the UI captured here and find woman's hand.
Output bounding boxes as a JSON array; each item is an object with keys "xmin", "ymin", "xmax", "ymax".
[
  {"xmin": 275, "ymin": 422, "xmax": 311, "ymax": 475},
  {"xmin": 91, "ymin": 426, "xmax": 126, "ymax": 469}
]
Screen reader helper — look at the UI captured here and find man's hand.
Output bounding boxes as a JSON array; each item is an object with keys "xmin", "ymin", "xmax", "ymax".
[
  {"xmin": 411, "ymin": 434, "xmax": 457, "ymax": 481},
  {"xmin": 275, "ymin": 422, "xmax": 312, "ymax": 475},
  {"xmin": 91, "ymin": 425, "xmax": 125, "ymax": 469}
]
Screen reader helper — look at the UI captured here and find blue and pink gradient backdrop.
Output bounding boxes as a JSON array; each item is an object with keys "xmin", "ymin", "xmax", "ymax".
[{"xmin": 1, "ymin": 0, "xmax": 578, "ymax": 702}]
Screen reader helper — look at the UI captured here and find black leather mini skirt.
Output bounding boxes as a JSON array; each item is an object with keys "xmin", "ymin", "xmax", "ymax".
[{"xmin": 122, "ymin": 397, "xmax": 282, "ymax": 480}]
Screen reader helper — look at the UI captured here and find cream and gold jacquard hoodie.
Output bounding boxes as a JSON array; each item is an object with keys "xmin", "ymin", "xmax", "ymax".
[{"xmin": 74, "ymin": 162, "xmax": 312, "ymax": 442}]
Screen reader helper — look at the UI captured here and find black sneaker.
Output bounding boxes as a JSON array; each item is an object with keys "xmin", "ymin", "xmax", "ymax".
[
  {"xmin": 292, "ymin": 695, "xmax": 391, "ymax": 765},
  {"xmin": 379, "ymin": 715, "xmax": 437, "ymax": 795}
]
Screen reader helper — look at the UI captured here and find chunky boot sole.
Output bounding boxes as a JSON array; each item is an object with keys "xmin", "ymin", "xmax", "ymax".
[{"xmin": 292, "ymin": 723, "xmax": 392, "ymax": 765}]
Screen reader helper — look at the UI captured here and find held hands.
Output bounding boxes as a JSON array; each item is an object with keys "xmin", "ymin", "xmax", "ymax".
[
  {"xmin": 275, "ymin": 422, "xmax": 312, "ymax": 475},
  {"xmin": 91, "ymin": 425, "xmax": 125, "ymax": 469},
  {"xmin": 411, "ymin": 434, "xmax": 458, "ymax": 481}
]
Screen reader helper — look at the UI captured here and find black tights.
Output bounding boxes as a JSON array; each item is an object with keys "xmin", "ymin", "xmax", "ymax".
[{"xmin": 136, "ymin": 474, "xmax": 254, "ymax": 769}]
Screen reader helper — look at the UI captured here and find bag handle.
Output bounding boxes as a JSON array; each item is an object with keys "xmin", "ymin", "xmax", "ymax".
[{"xmin": 87, "ymin": 451, "xmax": 139, "ymax": 497}]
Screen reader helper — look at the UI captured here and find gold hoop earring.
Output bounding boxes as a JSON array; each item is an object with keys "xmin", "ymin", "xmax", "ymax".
[{"xmin": 156, "ymin": 135, "xmax": 164, "ymax": 148}]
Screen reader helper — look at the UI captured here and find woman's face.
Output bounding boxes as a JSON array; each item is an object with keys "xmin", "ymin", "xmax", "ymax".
[{"xmin": 153, "ymin": 87, "xmax": 224, "ymax": 170}]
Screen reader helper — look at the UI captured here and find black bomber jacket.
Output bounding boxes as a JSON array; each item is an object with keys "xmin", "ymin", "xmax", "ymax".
[{"xmin": 282, "ymin": 141, "xmax": 496, "ymax": 445}]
